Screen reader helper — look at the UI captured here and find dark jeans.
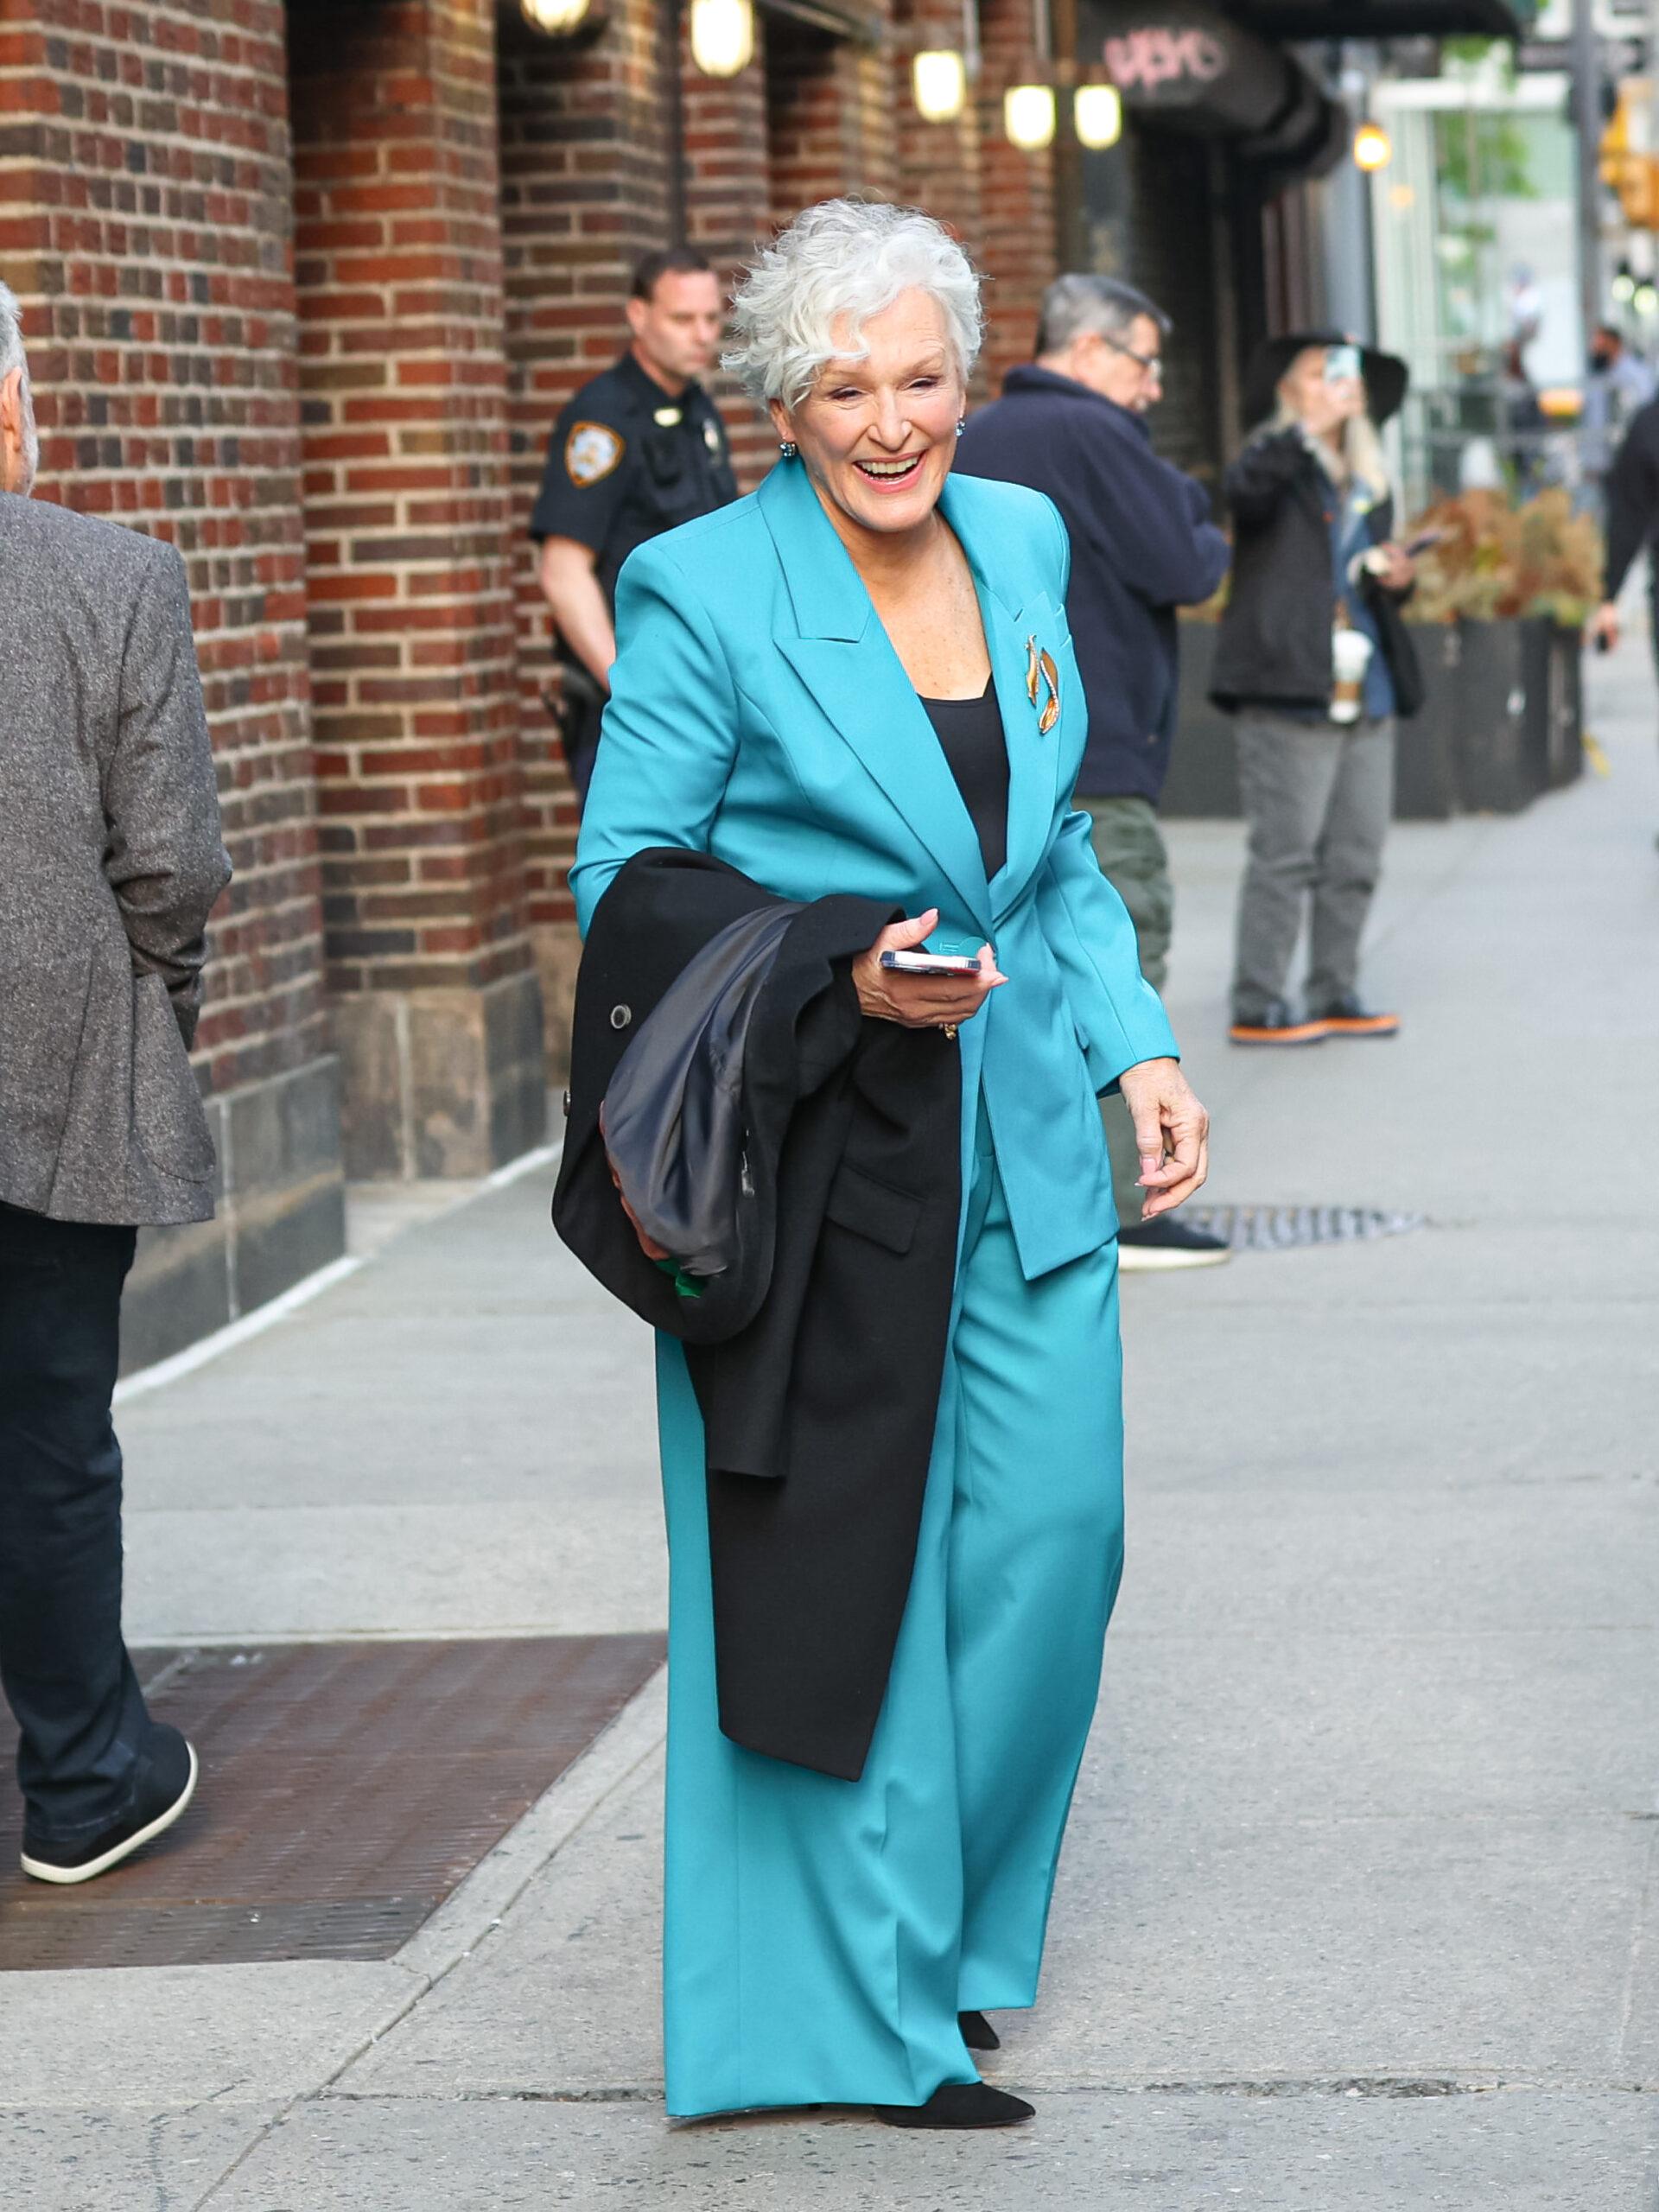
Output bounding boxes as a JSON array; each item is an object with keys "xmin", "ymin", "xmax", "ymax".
[{"xmin": 0, "ymin": 1199, "xmax": 153, "ymax": 1841}]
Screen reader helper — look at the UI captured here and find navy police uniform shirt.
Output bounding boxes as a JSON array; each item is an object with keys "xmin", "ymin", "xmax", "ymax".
[{"xmin": 528, "ymin": 350, "xmax": 738, "ymax": 604}]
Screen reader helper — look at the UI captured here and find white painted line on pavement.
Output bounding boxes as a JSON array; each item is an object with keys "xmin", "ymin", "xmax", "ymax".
[
  {"xmin": 483, "ymin": 1135, "xmax": 564, "ymax": 1191},
  {"xmin": 113, "ymin": 1255, "xmax": 364, "ymax": 1406},
  {"xmin": 114, "ymin": 1135, "xmax": 567, "ymax": 1407}
]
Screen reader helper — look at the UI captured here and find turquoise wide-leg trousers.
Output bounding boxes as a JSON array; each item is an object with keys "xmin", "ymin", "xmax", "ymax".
[{"xmin": 656, "ymin": 1106, "xmax": 1124, "ymax": 2117}]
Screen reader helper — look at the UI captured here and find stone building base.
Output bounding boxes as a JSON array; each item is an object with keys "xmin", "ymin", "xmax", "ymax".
[
  {"xmin": 531, "ymin": 922, "xmax": 582, "ymax": 1084},
  {"xmin": 333, "ymin": 969, "xmax": 548, "ymax": 1180},
  {"xmin": 122, "ymin": 1057, "xmax": 347, "ymax": 1374}
]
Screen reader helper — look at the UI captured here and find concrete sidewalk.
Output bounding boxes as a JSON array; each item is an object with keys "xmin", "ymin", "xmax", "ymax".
[{"xmin": 7, "ymin": 639, "xmax": 1659, "ymax": 2209}]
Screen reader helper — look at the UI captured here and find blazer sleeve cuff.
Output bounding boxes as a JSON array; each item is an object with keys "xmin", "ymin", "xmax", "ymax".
[{"xmin": 1089, "ymin": 1001, "xmax": 1181, "ymax": 1096}]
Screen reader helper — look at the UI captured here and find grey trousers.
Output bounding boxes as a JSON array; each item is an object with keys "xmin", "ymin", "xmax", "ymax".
[
  {"xmin": 1082, "ymin": 794, "xmax": 1173, "ymax": 1225},
  {"xmin": 1231, "ymin": 710, "xmax": 1394, "ymax": 1022}
]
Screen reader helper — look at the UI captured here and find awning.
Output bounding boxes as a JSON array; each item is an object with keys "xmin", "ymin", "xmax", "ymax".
[
  {"xmin": 1086, "ymin": 1, "xmax": 1347, "ymax": 177},
  {"xmin": 1220, "ymin": 2, "xmax": 1531, "ymax": 35},
  {"xmin": 756, "ymin": 0, "xmax": 880, "ymax": 40}
]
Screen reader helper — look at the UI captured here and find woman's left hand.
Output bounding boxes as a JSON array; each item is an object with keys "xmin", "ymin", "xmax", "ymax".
[{"xmin": 1118, "ymin": 1058, "xmax": 1211, "ymax": 1218}]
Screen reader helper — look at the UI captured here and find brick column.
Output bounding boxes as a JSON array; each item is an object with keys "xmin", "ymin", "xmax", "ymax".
[
  {"xmin": 683, "ymin": 8, "xmax": 775, "ymax": 491},
  {"xmin": 977, "ymin": 0, "xmax": 1057, "ymax": 389},
  {"xmin": 893, "ymin": 0, "xmax": 984, "ymax": 280},
  {"xmin": 289, "ymin": 0, "xmax": 544, "ymax": 1179},
  {"xmin": 499, "ymin": 0, "xmax": 673, "ymax": 1071},
  {"xmin": 0, "ymin": 0, "xmax": 344, "ymax": 1363}
]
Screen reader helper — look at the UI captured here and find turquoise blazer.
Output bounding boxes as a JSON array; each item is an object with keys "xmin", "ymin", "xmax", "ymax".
[{"xmin": 571, "ymin": 457, "xmax": 1179, "ymax": 1280}]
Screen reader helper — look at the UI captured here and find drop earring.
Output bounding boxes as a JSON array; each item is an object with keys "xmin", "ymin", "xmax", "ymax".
[
  {"xmin": 779, "ymin": 439, "xmax": 798, "ymax": 460},
  {"xmin": 956, "ymin": 418, "xmax": 966, "ymax": 436}
]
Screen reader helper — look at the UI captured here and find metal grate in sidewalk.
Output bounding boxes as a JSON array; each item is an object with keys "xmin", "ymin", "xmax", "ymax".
[
  {"xmin": 1184, "ymin": 1204, "xmax": 1427, "ymax": 1253},
  {"xmin": 0, "ymin": 1633, "xmax": 664, "ymax": 1973}
]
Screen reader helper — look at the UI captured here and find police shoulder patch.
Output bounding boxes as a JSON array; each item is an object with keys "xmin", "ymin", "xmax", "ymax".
[{"xmin": 565, "ymin": 421, "xmax": 625, "ymax": 488}]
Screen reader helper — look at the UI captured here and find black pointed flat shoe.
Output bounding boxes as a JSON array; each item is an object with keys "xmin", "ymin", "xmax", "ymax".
[
  {"xmin": 874, "ymin": 2083, "xmax": 1033, "ymax": 2128},
  {"xmin": 958, "ymin": 2009, "xmax": 1000, "ymax": 2051}
]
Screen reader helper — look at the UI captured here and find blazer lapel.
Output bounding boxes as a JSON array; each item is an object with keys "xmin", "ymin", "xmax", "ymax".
[
  {"xmin": 939, "ymin": 476, "xmax": 1065, "ymax": 915},
  {"xmin": 760, "ymin": 463, "xmax": 993, "ymax": 931}
]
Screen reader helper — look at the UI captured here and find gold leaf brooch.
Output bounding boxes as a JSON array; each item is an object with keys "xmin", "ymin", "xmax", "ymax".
[{"xmin": 1027, "ymin": 634, "xmax": 1060, "ymax": 734}]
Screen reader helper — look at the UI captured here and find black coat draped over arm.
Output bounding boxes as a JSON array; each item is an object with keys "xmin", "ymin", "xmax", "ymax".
[{"xmin": 553, "ymin": 848, "xmax": 963, "ymax": 1782}]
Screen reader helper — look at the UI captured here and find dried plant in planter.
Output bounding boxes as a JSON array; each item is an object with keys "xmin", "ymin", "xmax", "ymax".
[{"xmin": 1407, "ymin": 488, "xmax": 1601, "ymax": 627}]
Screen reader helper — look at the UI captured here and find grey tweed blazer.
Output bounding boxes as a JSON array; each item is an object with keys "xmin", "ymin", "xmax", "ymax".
[{"xmin": 0, "ymin": 493, "xmax": 232, "ymax": 1227}]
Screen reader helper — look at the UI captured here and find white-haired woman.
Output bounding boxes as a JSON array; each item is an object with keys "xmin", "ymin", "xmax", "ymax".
[
  {"xmin": 1211, "ymin": 332, "xmax": 1421, "ymax": 1046},
  {"xmin": 572, "ymin": 200, "xmax": 1208, "ymax": 2128}
]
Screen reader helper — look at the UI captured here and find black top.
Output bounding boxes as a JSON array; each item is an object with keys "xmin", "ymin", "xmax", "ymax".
[
  {"xmin": 528, "ymin": 350, "xmax": 739, "ymax": 607},
  {"xmin": 919, "ymin": 677, "xmax": 1009, "ymax": 880}
]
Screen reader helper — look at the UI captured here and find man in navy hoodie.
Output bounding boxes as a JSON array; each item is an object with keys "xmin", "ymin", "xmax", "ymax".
[{"xmin": 957, "ymin": 275, "xmax": 1230, "ymax": 1269}]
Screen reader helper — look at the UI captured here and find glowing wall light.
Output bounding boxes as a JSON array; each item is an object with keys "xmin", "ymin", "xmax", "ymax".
[
  {"xmin": 690, "ymin": 0, "xmax": 754, "ymax": 78},
  {"xmin": 1004, "ymin": 83, "xmax": 1056, "ymax": 152},
  {"xmin": 521, "ymin": 0, "xmax": 592, "ymax": 31},
  {"xmin": 1352, "ymin": 120, "xmax": 1393, "ymax": 173},
  {"xmin": 1073, "ymin": 84, "xmax": 1122, "ymax": 151},
  {"xmin": 912, "ymin": 49, "xmax": 968, "ymax": 124}
]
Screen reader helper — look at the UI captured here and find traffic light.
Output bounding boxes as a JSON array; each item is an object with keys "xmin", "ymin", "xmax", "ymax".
[{"xmin": 1600, "ymin": 82, "xmax": 1659, "ymax": 228}]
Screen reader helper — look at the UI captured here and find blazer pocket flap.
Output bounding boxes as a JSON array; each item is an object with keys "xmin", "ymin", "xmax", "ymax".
[{"xmin": 824, "ymin": 1161, "xmax": 920, "ymax": 1255}]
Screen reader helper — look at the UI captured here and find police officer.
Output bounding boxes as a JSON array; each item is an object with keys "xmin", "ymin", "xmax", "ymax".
[{"xmin": 530, "ymin": 246, "xmax": 738, "ymax": 797}]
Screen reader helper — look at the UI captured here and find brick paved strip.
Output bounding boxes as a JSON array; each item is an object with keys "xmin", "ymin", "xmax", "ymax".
[{"xmin": 0, "ymin": 1632, "xmax": 664, "ymax": 1972}]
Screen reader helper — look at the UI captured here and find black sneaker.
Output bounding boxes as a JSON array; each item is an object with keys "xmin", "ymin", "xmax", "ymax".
[
  {"xmin": 21, "ymin": 1724, "xmax": 198, "ymax": 1885},
  {"xmin": 1230, "ymin": 998, "xmax": 1329, "ymax": 1046},
  {"xmin": 1118, "ymin": 1217, "xmax": 1231, "ymax": 1271}
]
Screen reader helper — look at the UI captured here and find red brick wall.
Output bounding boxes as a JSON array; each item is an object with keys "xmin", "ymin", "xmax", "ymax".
[
  {"xmin": 893, "ymin": 0, "xmax": 985, "ymax": 282},
  {"xmin": 767, "ymin": 19, "xmax": 894, "ymax": 232},
  {"xmin": 682, "ymin": 10, "xmax": 772, "ymax": 492},
  {"xmin": 0, "ymin": 0, "xmax": 323, "ymax": 1099},
  {"xmin": 978, "ymin": 0, "xmax": 1057, "ymax": 390},
  {"xmin": 288, "ymin": 0, "xmax": 530, "ymax": 1001},
  {"xmin": 499, "ymin": 0, "xmax": 673, "ymax": 946}
]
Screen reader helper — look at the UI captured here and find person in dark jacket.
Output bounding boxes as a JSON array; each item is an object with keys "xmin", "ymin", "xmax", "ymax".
[
  {"xmin": 1588, "ymin": 392, "xmax": 1659, "ymax": 772},
  {"xmin": 1211, "ymin": 334, "xmax": 1421, "ymax": 1046},
  {"xmin": 957, "ymin": 274, "xmax": 1230, "ymax": 1269}
]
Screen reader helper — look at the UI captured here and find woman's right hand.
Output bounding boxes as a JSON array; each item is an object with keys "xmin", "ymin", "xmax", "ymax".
[{"xmin": 851, "ymin": 909, "xmax": 1006, "ymax": 1031}]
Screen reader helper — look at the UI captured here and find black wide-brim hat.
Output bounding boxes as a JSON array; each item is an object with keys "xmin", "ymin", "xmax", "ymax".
[{"xmin": 1242, "ymin": 330, "xmax": 1409, "ymax": 429}]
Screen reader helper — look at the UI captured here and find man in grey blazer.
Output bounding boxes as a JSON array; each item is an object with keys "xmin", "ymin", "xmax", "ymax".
[{"xmin": 0, "ymin": 283, "xmax": 232, "ymax": 1883}]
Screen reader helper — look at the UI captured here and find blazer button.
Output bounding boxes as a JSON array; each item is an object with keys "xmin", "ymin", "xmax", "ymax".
[{"xmin": 610, "ymin": 1004, "xmax": 632, "ymax": 1030}]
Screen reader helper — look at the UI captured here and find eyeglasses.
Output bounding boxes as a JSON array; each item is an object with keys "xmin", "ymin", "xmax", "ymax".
[{"xmin": 1099, "ymin": 332, "xmax": 1163, "ymax": 378}]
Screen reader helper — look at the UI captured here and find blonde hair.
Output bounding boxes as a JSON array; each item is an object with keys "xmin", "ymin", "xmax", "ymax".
[{"xmin": 1271, "ymin": 391, "xmax": 1391, "ymax": 501}]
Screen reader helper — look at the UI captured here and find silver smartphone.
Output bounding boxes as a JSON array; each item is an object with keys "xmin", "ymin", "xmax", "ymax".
[{"xmin": 879, "ymin": 949, "xmax": 983, "ymax": 976}]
